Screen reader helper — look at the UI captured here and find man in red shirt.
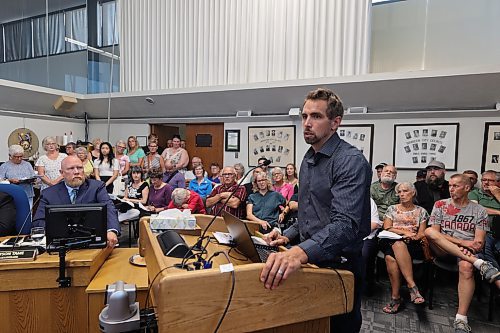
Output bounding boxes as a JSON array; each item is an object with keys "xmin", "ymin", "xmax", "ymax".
[{"xmin": 206, "ymin": 166, "xmax": 247, "ymax": 218}]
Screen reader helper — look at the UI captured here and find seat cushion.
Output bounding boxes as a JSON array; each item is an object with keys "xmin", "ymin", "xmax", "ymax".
[{"xmin": 0, "ymin": 192, "xmax": 17, "ymax": 236}]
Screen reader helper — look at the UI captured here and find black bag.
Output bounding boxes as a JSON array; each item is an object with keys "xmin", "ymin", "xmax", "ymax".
[{"xmin": 0, "ymin": 192, "xmax": 17, "ymax": 236}]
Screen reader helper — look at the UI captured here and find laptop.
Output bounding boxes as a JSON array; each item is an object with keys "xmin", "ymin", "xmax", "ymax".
[{"xmin": 221, "ymin": 211, "xmax": 278, "ymax": 263}]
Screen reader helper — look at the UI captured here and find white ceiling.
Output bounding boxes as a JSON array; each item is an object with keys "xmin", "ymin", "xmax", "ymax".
[{"xmin": 1, "ymin": 66, "xmax": 500, "ymax": 121}]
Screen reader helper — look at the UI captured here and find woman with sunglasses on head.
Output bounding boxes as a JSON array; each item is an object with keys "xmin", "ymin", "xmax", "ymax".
[
  {"xmin": 125, "ymin": 136, "xmax": 146, "ymax": 168},
  {"xmin": 94, "ymin": 142, "xmax": 119, "ymax": 193},
  {"xmin": 141, "ymin": 140, "xmax": 166, "ymax": 177},
  {"xmin": 115, "ymin": 140, "xmax": 130, "ymax": 178}
]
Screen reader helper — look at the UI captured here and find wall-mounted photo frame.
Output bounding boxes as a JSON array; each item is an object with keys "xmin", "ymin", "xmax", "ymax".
[
  {"xmin": 481, "ymin": 122, "xmax": 500, "ymax": 172},
  {"xmin": 338, "ymin": 124, "xmax": 374, "ymax": 165},
  {"xmin": 393, "ymin": 123, "xmax": 459, "ymax": 170},
  {"xmin": 225, "ymin": 130, "xmax": 240, "ymax": 152},
  {"xmin": 248, "ymin": 126, "xmax": 295, "ymax": 167},
  {"xmin": 136, "ymin": 135, "xmax": 147, "ymax": 147}
]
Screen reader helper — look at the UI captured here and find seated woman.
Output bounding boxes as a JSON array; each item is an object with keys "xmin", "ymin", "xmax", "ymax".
[
  {"xmin": 117, "ymin": 166, "xmax": 149, "ymax": 222},
  {"xmin": 167, "ymin": 188, "xmax": 206, "ymax": 214},
  {"xmin": 380, "ymin": 182, "xmax": 428, "ymax": 314},
  {"xmin": 146, "ymin": 169, "xmax": 173, "ymax": 214},
  {"xmin": 271, "ymin": 167, "xmax": 294, "ymax": 201},
  {"xmin": 188, "ymin": 165, "xmax": 213, "ymax": 199},
  {"xmin": 246, "ymin": 172, "xmax": 286, "ymax": 234}
]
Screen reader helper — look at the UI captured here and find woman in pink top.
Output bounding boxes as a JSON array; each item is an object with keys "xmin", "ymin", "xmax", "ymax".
[{"xmin": 271, "ymin": 167, "xmax": 294, "ymax": 201}]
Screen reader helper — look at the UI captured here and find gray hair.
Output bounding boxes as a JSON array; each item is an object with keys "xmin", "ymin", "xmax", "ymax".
[
  {"xmin": 75, "ymin": 147, "xmax": 88, "ymax": 155},
  {"xmin": 171, "ymin": 188, "xmax": 190, "ymax": 207},
  {"xmin": 395, "ymin": 182, "xmax": 416, "ymax": 194},
  {"xmin": 116, "ymin": 139, "xmax": 126, "ymax": 147},
  {"xmin": 483, "ymin": 170, "xmax": 500, "ymax": 182},
  {"xmin": 233, "ymin": 163, "xmax": 245, "ymax": 176},
  {"xmin": 8, "ymin": 144, "xmax": 24, "ymax": 156},
  {"xmin": 42, "ymin": 136, "xmax": 58, "ymax": 151},
  {"xmin": 272, "ymin": 167, "xmax": 284, "ymax": 175},
  {"xmin": 252, "ymin": 171, "xmax": 273, "ymax": 192}
]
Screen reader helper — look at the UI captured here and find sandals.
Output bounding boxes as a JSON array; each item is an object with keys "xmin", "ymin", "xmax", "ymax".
[
  {"xmin": 409, "ymin": 286, "xmax": 425, "ymax": 304},
  {"xmin": 383, "ymin": 298, "xmax": 402, "ymax": 314}
]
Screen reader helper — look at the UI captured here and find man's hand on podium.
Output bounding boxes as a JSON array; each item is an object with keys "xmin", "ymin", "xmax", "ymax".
[
  {"xmin": 107, "ymin": 231, "xmax": 118, "ymax": 248},
  {"xmin": 260, "ymin": 245, "xmax": 308, "ymax": 290}
]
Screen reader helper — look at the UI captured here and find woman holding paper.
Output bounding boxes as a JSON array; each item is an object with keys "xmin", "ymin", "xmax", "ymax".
[
  {"xmin": 380, "ymin": 182, "xmax": 428, "ymax": 314},
  {"xmin": 0, "ymin": 145, "xmax": 36, "ymax": 208}
]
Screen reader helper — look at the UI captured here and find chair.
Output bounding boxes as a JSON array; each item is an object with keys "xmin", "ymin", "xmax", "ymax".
[
  {"xmin": 427, "ymin": 258, "xmax": 458, "ymax": 310},
  {"xmin": 375, "ymin": 250, "xmax": 428, "ymax": 291},
  {"xmin": 0, "ymin": 184, "xmax": 32, "ymax": 234}
]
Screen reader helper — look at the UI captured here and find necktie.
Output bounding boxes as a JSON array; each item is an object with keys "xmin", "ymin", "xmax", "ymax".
[{"xmin": 70, "ymin": 189, "xmax": 78, "ymax": 204}]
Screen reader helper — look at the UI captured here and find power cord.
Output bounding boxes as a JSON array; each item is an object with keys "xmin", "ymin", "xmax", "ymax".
[
  {"xmin": 210, "ymin": 251, "xmax": 235, "ymax": 333},
  {"xmin": 331, "ymin": 268, "xmax": 348, "ymax": 314}
]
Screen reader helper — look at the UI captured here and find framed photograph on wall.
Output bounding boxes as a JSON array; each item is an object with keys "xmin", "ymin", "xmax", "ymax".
[
  {"xmin": 338, "ymin": 124, "xmax": 374, "ymax": 165},
  {"xmin": 248, "ymin": 126, "xmax": 295, "ymax": 167},
  {"xmin": 393, "ymin": 123, "xmax": 459, "ymax": 170},
  {"xmin": 481, "ymin": 122, "xmax": 500, "ymax": 172},
  {"xmin": 225, "ymin": 130, "xmax": 240, "ymax": 152}
]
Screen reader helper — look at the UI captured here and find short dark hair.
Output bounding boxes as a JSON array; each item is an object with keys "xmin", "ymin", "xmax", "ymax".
[
  {"xmin": 149, "ymin": 168, "xmax": 164, "ymax": 180},
  {"xmin": 304, "ymin": 88, "xmax": 344, "ymax": 120}
]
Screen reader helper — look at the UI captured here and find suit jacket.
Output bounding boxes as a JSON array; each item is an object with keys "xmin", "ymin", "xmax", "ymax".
[{"xmin": 33, "ymin": 179, "xmax": 120, "ymax": 232}]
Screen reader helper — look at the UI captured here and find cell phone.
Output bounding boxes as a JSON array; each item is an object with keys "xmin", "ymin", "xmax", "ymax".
[{"xmin": 3, "ymin": 236, "xmax": 24, "ymax": 246}]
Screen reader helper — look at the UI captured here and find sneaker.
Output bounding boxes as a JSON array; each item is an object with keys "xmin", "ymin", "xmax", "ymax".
[
  {"xmin": 479, "ymin": 261, "xmax": 500, "ymax": 283},
  {"xmin": 454, "ymin": 319, "xmax": 471, "ymax": 333}
]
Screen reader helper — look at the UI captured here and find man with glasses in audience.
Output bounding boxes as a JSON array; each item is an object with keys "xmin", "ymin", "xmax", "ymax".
[
  {"xmin": 205, "ymin": 166, "xmax": 247, "ymax": 218},
  {"xmin": 470, "ymin": 170, "xmax": 500, "ymax": 292},
  {"xmin": 415, "ymin": 160, "xmax": 450, "ymax": 214}
]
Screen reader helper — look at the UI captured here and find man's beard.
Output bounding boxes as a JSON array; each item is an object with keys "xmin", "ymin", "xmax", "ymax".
[
  {"xmin": 380, "ymin": 176, "xmax": 395, "ymax": 185},
  {"xmin": 66, "ymin": 177, "xmax": 84, "ymax": 188},
  {"xmin": 426, "ymin": 176, "xmax": 444, "ymax": 189}
]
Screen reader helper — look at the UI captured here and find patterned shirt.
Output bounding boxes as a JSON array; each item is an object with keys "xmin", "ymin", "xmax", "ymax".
[
  {"xmin": 283, "ymin": 132, "xmax": 372, "ymax": 265},
  {"xmin": 384, "ymin": 204, "xmax": 428, "ymax": 233},
  {"xmin": 126, "ymin": 182, "xmax": 148, "ymax": 200},
  {"xmin": 207, "ymin": 183, "xmax": 247, "ymax": 218},
  {"xmin": 35, "ymin": 153, "xmax": 68, "ymax": 190},
  {"xmin": 429, "ymin": 198, "xmax": 489, "ymax": 241},
  {"xmin": 0, "ymin": 160, "xmax": 35, "ymax": 199}
]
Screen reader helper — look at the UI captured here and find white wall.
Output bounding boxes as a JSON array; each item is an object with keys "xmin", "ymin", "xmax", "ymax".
[
  {"xmin": 0, "ymin": 113, "xmax": 84, "ymax": 161},
  {"xmin": 89, "ymin": 122, "xmax": 150, "ymax": 146}
]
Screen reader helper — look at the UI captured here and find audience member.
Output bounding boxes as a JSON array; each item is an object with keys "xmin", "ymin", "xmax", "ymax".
[
  {"xmin": 206, "ymin": 166, "xmax": 247, "ymax": 218},
  {"xmin": 94, "ymin": 142, "xmax": 119, "ymax": 193},
  {"xmin": 184, "ymin": 156, "xmax": 205, "ymax": 183},
  {"xmin": 281, "ymin": 192, "xmax": 298, "ymax": 230},
  {"xmin": 463, "ymin": 170, "xmax": 479, "ymax": 189},
  {"xmin": 161, "ymin": 135, "xmax": 189, "ymax": 172},
  {"xmin": 188, "ymin": 165, "xmax": 213, "ymax": 199},
  {"xmin": 115, "ymin": 140, "xmax": 130, "ymax": 179},
  {"xmin": 33, "ymin": 155, "xmax": 119, "ymax": 247},
  {"xmin": 142, "ymin": 133, "xmax": 164, "ymax": 155},
  {"xmin": 380, "ymin": 182, "xmax": 428, "ymax": 313},
  {"xmin": 233, "ymin": 163, "xmax": 245, "ymax": 182},
  {"xmin": 146, "ymin": 169, "xmax": 173, "ymax": 213},
  {"xmin": 65, "ymin": 142, "xmax": 77, "ymax": 156},
  {"xmin": 0, "ymin": 144, "xmax": 36, "ymax": 208},
  {"xmin": 75, "ymin": 147, "xmax": 94, "ymax": 179},
  {"xmin": 166, "ymin": 139, "xmax": 173, "ymax": 148},
  {"xmin": 285, "ymin": 163, "xmax": 299, "ymax": 188},
  {"xmin": 180, "ymin": 139, "xmax": 186, "ymax": 149},
  {"xmin": 141, "ymin": 140, "xmax": 166, "ymax": 177},
  {"xmin": 36, "ymin": 136, "xmax": 67, "ymax": 191},
  {"xmin": 362, "ymin": 198, "xmax": 382, "ymax": 295},
  {"xmin": 373, "ymin": 162, "xmax": 387, "ymax": 182},
  {"xmin": 244, "ymin": 167, "xmax": 263, "ymax": 196},
  {"xmin": 415, "ymin": 160, "xmax": 450, "ymax": 214},
  {"xmin": 117, "ymin": 166, "xmax": 148, "ymax": 221},
  {"xmin": 271, "ymin": 167, "xmax": 294, "ymax": 201},
  {"xmin": 424, "ymin": 174, "xmax": 500, "ymax": 333},
  {"xmin": 0, "ymin": 191, "xmax": 16, "ymax": 236},
  {"xmin": 246, "ymin": 172, "xmax": 286, "ymax": 233},
  {"xmin": 167, "ymin": 188, "xmax": 206, "ymax": 214},
  {"xmin": 370, "ymin": 165, "xmax": 399, "ymax": 220},
  {"xmin": 125, "ymin": 136, "xmax": 146, "ymax": 168},
  {"xmin": 162, "ymin": 161, "xmax": 186, "ymax": 189},
  {"xmin": 88, "ymin": 138, "xmax": 102, "ymax": 162},
  {"xmin": 208, "ymin": 162, "xmax": 221, "ymax": 184},
  {"xmin": 258, "ymin": 157, "xmax": 271, "ymax": 176},
  {"xmin": 416, "ymin": 169, "xmax": 426, "ymax": 182}
]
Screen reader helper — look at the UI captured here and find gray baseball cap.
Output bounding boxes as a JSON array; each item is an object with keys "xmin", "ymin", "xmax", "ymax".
[{"xmin": 426, "ymin": 160, "xmax": 445, "ymax": 169}]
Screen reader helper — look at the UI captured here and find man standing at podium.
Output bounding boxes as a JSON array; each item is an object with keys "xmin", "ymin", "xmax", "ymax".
[
  {"xmin": 261, "ymin": 88, "xmax": 371, "ymax": 333},
  {"xmin": 33, "ymin": 155, "xmax": 119, "ymax": 248}
]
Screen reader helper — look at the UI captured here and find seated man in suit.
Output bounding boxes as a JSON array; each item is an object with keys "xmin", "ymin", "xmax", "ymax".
[{"xmin": 33, "ymin": 155, "xmax": 119, "ymax": 248}]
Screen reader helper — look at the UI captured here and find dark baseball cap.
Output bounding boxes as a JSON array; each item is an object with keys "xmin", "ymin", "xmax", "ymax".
[
  {"xmin": 426, "ymin": 160, "xmax": 445, "ymax": 170},
  {"xmin": 375, "ymin": 162, "xmax": 387, "ymax": 170},
  {"xmin": 416, "ymin": 169, "xmax": 427, "ymax": 178}
]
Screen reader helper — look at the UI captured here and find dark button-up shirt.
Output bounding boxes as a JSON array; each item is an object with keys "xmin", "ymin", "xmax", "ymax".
[{"xmin": 283, "ymin": 132, "xmax": 372, "ymax": 266}]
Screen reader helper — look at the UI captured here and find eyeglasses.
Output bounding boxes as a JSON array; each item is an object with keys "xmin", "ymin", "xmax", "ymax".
[
  {"xmin": 481, "ymin": 178, "xmax": 496, "ymax": 182},
  {"xmin": 117, "ymin": 146, "xmax": 126, "ymax": 149},
  {"xmin": 46, "ymin": 143, "xmax": 57, "ymax": 146},
  {"xmin": 221, "ymin": 173, "xmax": 235, "ymax": 177},
  {"xmin": 11, "ymin": 155, "xmax": 24, "ymax": 159}
]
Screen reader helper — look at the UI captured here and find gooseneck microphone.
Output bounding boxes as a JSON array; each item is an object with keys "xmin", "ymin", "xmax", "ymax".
[{"xmin": 184, "ymin": 159, "xmax": 271, "ymax": 261}]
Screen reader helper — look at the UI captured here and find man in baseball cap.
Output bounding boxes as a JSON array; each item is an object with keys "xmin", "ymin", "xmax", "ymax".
[
  {"xmin": 373, "ymin": 162, "xmax": 387, "ymax": 183},
  {"xmin": 414, "ymin": 160, "xmax": 450, "ymax": 213}
]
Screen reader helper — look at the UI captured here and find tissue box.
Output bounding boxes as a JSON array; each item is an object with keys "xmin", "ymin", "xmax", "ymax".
[{"xmin": 150, "ymin": 216, "xmax": 196, "ymax": 230}]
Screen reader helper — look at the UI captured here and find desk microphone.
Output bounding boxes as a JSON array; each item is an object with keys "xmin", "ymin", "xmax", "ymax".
[
  {"xmin": 11, "ymin": 196, "xmax": 41, "ymax": 251},
  {"xmin": 188, "ymin": 159, "xmax": 271, "ymax": 255}
]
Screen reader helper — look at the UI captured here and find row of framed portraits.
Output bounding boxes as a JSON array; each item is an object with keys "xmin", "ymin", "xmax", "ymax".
[{"xmin": 224, "ymin": 122, "xmax": 499, "ymax": 171}]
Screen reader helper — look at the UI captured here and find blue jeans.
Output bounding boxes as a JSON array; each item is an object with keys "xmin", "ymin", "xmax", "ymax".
[{"xmin": 479, "ymin": 234, "xmax": 500, "ymax": 270}]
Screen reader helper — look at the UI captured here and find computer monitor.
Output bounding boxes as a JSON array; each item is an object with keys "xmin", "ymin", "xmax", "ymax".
[{"xmin": 45, "ymin": 203, "xmax": 108, "ymax": 249}]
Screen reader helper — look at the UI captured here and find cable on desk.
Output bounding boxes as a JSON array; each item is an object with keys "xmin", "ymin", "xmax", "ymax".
[{"xmin": 212, "ymin": 251, "xmax": 235, "ymax": 333}]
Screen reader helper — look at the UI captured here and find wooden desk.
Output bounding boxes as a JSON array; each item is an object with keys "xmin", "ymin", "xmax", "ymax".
[
  {"xmin": 139, "ymin": 216, "xmax": 354, "ymax": 333},
  {"xmin": 86, "ymin": 248, "xmax": 149, "ymax": 333},
  {"xmin": 0, "ymin": 246, "xmax": 111, "ymax": 333}
]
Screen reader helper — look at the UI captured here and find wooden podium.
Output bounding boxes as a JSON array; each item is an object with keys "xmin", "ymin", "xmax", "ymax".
[
  {"xmin": 0, "ymin": 246, "xmax": 111, "ymax": 333},
  {"xmin": 139, "ymin": 215, "xmax": 354, "ymax": 333}
]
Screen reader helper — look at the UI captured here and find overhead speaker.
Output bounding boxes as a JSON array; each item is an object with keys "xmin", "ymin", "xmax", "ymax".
[
  {"xmin": 236, "ymin": 110, "xmax": 252, "ymax": 117},
  {"xmin": 53, "ymin": 96, "xmax": 78, "ymax": 112},
  {"xmin": 346, "ymin": 106, "xmax": 368, "ymax": 114}
]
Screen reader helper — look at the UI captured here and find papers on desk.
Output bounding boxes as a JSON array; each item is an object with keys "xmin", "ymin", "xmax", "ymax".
[
  {"xmin": 378, "ymin": 230, "xmax": 403, "ymax": 240},
  {"xmin": 213, "ymin": 232, "xmax": 233, "ymax": 245}
]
